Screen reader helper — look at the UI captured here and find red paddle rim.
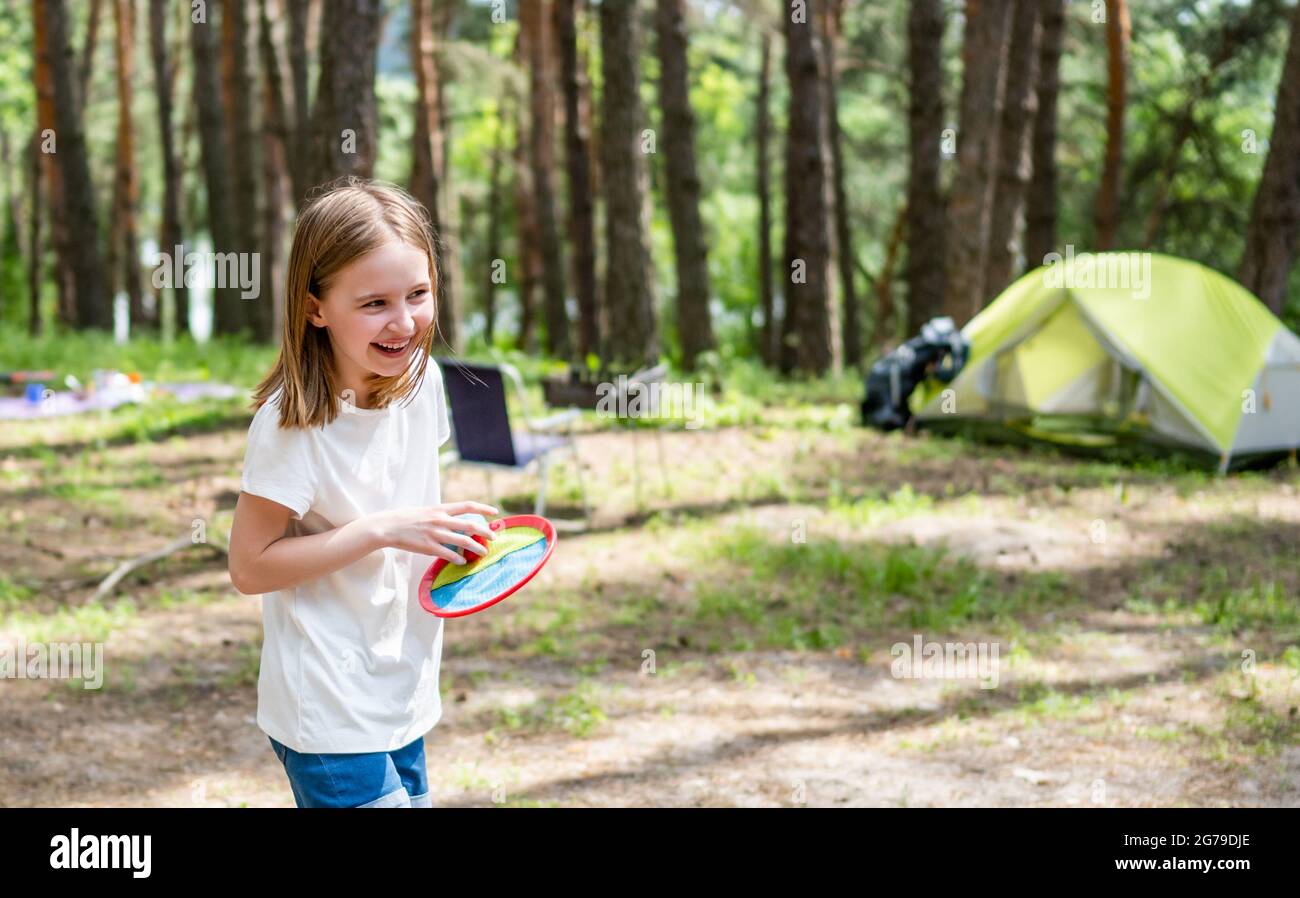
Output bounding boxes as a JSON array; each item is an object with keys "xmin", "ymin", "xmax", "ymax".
[{"xmin": 417, "ymin": 514, "xmax": 557, "ymax": 619}]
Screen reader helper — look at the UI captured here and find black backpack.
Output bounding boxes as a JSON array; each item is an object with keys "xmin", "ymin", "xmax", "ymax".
[{"xmin": 861, "ymin": 317, "xmax": 968, "ymax": 430}]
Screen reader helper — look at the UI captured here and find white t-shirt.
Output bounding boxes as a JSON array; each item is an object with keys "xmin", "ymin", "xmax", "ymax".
[{"xmin": 239, "ymin": 350, "xmax": 452, "ymax": 753}]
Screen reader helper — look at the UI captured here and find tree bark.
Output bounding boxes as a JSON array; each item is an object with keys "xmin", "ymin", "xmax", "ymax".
[
  {"xmin": 1239, "ymin": 1, "xmax": 1300, "ymax": 314},
  {"xmin": 599, "ymin": 0, "xmax": 658, "ymax": 368},
  {"xmin": 259, "ymin": 0, "xmax": 290, "ymax": 343},
  {"xmin": 820, "ymin": 0, "xmax": 856, "ymax": 367},
  {"xmin": 151, "ymin": 0, "xmax": 189, "ymax": 335},
  {"xmin": 906, "ymin": 0, "xmax": 947, "ymax": 332},
  {"xmin": 222, "ymin": 0, "xmax": 265, "ymax": 338},
  {"xmin": 285, "ymin": 0, "xmax": 314, "ymax": 204},
  {"xmin": 1094, "ymin": 0, "xmax": 1129, "ymax": 251},
  {"xmin": 521, "ymin": 0, "xmax": 570, "ymax": 359},
  {"xmin": 410, "ymin": 0, "xmax": 458, "ymax": 351},
  {"xmin": 26, "ymin": 130, "xmax": 42, "ymax": 335},
  {"xmin": 655, "ymin": 0, "xmax": 714, "ymax": 371},
  {"xmin": 109, "ymin": 0, "xmax": 145, "ymax": 331},
  {"xmin": 1024, "ymin": 0, "xmax": 1064, "ymax": 268},
  {"xmin": 878, "ymin": 201, "xmax": 908, "ymax": 346},
  {"xmin": 556, "ymin": 0, "xmax": 600, "ymax": 360},
  {"xmin": 984, "ymin": 0, "xmax": 1040, "ymax": 300},
  {"xmin": 191, "ymin": 3, "xmax": 242, "ymax": 334},
  {"xmin": 510, "ymin": 47, "xmax": 540, "ymax": 354},
  {"xmin": 484, "ymin": 105, "xmax": 504, "ymax": 344},
  {"xmin": 32, "ymin": 9, "xmax": 72, "ymax": 328},
  {"xmin": 433, "ymin": 1, "xmax": 463, "ymax": 354},
  {"xmin": 756, "ymin": 29, "xmax": 776, "ymax": 366},
  {"xmin": 944, "ymin": 0, "xmax": 1013, "ymax": 324},
  {"xmin": 36, "ymin": 0, "xmax": 110, "ymax": 330},
  {"xmin": 79, "ymin": 0, "xmax": 104, "ymax": 114},
  {"xmin": 780, "ymin": 0, "xmax": 834, "ymax": 375},
  {"xmin": 310, "ymin": 0, "xmax": 383, "ymax": 186}
]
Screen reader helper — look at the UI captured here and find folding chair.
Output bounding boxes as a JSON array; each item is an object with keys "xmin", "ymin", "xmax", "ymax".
[
  {"xmin": 437, "ymin": 357, "xmax": 590, "ymax": 525},
  {"xmin": 618, "ymin": 362, "xmax": 672, "ymax": 505}
]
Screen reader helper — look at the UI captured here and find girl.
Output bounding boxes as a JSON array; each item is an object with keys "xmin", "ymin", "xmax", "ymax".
[{"xmin": 228, "ymin": 178, "xmax": 498, "ymax": 808}]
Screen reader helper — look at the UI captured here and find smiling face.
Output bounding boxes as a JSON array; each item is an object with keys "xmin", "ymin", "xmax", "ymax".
[{"xmin": 305, "ymin": 238, "xmax": 435, "ymax": 406}]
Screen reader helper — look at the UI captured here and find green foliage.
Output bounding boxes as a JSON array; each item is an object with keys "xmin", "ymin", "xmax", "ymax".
[{"xmin": 0, "ymin": 329, "xmax": 276, "ymax": 389}]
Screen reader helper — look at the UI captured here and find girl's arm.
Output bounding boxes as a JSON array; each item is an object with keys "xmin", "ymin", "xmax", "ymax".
[{"xmin": 228, "ymin": 492, "xmax": 498, "ymax": 596}]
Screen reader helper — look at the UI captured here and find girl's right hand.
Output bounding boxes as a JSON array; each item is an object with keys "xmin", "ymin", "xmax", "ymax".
[{"xmin": 370, "ymin": 502, "xmax": 499, "ymax": 563}]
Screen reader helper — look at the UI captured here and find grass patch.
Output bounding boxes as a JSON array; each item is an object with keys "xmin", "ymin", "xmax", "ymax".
[
  {"xmin": 0, "ymin": 397, "xmax": 250, "ymax": 459},
  {"xmin": 827, "ymin": 482, "xmax": 935, "ymax": 525},
  {"xmin": 2, "ymin": 597, "xmax": 139, "ymax": 643},
  {"xmin": 220, "ymin": 642, "xmax": 261, "ymax": 689},
  {"xmin": 1195, "ymin": 580, "xmax": 1300, "ymax": 635},
  {"xmin": 0, "ymin": 574, "xmax": 35, "ymax": 611},
  {"xmin": 1218, "ymin": 697, "xmax": 1300, "ymax": 759},
  {"xmin": 490, "ymin": 679, "xmax": 611, "ymax": 738},
  {"xmin": 687, "ymin": 526, "xmax": 1075, "ymax": 650}
]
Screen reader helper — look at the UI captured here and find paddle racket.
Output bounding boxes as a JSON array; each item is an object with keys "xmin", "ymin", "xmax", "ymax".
[{"xmin": 418, "ymin": 513, "xmax": 557, "ymax": 618}]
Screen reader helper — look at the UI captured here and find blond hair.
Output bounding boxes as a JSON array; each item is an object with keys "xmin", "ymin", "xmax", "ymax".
[{"xmin": 251, "ymin": 178, "xmax": 440, "ymax": 428}]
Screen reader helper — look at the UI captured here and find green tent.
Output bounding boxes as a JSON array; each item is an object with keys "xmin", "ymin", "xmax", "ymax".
[{"xmin": 910, "ymin": 252, "xmax": 1300, "ymax": 470}]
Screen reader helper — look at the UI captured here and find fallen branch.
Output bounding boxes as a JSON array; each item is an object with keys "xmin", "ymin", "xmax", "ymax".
[{"xmin": 87, "ymin": 513, "xmax": 233, "ymax": 603}]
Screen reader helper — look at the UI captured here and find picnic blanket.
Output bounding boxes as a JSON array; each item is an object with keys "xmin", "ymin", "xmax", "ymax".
[{"xmin": 0, "ymin": 382, "xmax": 241, "ymax": 420}]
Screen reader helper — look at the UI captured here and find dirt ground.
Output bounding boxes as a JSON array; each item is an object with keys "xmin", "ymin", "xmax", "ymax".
[{"xmin": 1, "ymin": 405, "xmax": 1298, "ymax": 807}]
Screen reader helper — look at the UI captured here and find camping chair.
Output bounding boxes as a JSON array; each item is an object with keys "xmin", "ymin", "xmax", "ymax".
[
  {"xmin": 437, "ymin": 357, "xmax": 590, "ymax": 526},
  {"xmin": 615, "ymin": 362, "xmax": 672, "ymax": 505}
]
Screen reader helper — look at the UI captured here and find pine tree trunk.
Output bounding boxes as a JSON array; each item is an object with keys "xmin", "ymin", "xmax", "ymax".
[
  {"xmin": 285, "ymin": 0, "xmax": 313, "ymax": 204},
  {"xmin": 511, "ymin": 55, "xmax": 540, "ymax": 354},
  {"xmin": 310, "ymin": 0, "xmax": 382, "ymax": 186},
  {"xmin": 655, "ymin": 0, "xmax": 714, "ymax": 371},
  {"xmin": 110, "ymin": 0, "xmax": 145, "ymax": 332},
  {"xmin": 37, "ymin": 0, "xmax": 110, "ymax": 330},
  {"xmin": 434, "ymin": 1, "xmax": 463, "ymax": 354},
  {"xmin": 79, "ymin": 0, "xmax": 104, "ymax": 114},
  {"xmin": 259, "ymin": 0, "xmax": 290, "ymax": 342},
  {"xmin": 599, "ymin": 0, "xmax": 658, "ymax": 368},
  {"xmin": 1094, "ymin": 0, "xmax": 1129, "ymax": 251},
  {"xmin": 33, "ymin": 10, "xmax": 73, "ymax": 328},
  {"xmin": 944, "ymin": 0, "xmax": 1013, "ymax": 324},
  {"xmin": 1239, "ymin": 1, "xmax": 1300, "ymax": 314},
  {"xmin": 781, "ymin": 0, "xmax": 834, "ymax": 375},
  {"xmin": 756, "ymin": 30, "xmax": 775, "ymax": 366},
  {"xmin": 878, "ymin": 201, "xmax": 908, "ymax": 345},
  {"xmin": 151, "ymin": 0, "xmax": 188, "ymax": 335},
  {"xmin": 522, "ymin": 0, "xmax": 570, "ymax": 359},
  {"xmin": 410, "ymin": 0, "xmax": 457, "ymax": 351},
  {"xmin": 984, "ymin": 0, "xmax": 1040, "ymax": 300},
  {"xmin": 555, "ymin": 0, "xmax": 600, "ymax": 361},
  {"xmin": 906, "ymin": 0, "xmax": 947, "ymax": 332},
  {"xmin": 1024, "ymin": 0, "xmax": 1064, "ymax": 268},
  {"xmin": 26, "ymin": 130, "xmax": 42, "ymax": 335},
  {"xmin": 222, "ymin": 0, "xmax": 264, "ymax": 338},
  {"xmin": 820, "ymin": 0, "xmax": 856, "ymax": 368},
  {"xmin": 484, "ymin": 107, "xmax": 504, "ymax": 344},
  {"xmin": 1, "ymin": 132, "xmax": 21, "ymax": 329},
  {"xmin": 191, "ymin": 4, "xmax": 241, "ymax": 335}
]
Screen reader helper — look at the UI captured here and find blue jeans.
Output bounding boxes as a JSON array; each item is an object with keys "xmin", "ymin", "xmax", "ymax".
[{"xmin": 268, "ymin": 735, "xmax": 431, "ymax": 808}]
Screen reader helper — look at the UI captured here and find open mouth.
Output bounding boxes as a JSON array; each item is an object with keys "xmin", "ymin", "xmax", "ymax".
[{"xmin": 371, "ymin": 337, "xmax": 413, "ymax": 357}]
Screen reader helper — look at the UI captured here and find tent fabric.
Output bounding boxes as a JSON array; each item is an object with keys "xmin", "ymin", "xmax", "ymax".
[
  {"xmin": 1232, "ymin": 328, "xmax": 1300, "ymax": 454},
  {"xmin": 910, "ymin": 253, "xmax": 1300, "ymax": 466}
]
